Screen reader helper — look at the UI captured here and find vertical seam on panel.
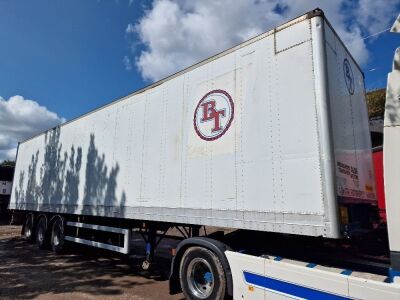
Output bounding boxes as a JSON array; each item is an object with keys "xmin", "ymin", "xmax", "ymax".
[
  {"xmin": 272, "ymin": 37, "xmax": 278, "ymax": 228},
  {"xmin": 266, "ymin": 37, "xmax": 273, "ymax": 230},
  {"xmin": 234, "ymin": 50, "xmax": 238, "ymax": 213},
  {"xmin": 239, "ymin": 55, "xmax": 245, "ymax": 216},
  {"xmin": 309, "ymin": 18, "xmax": 325, "ymax": 222},
  {"xmin": 127, "ymin": 103, "xmax": 134, "ymax": 198},
  {"xmin": 112, "ymin": 107, "xmax": 118, "ymax": 165},
  {"xmin": 179, "ymin": 74, "xmax": 187, "ymax": 208},
  {"xmin": 207, "ymin": 63, "xmax": 212, "ymax": 211},
  {"xmin": 348, "ymin": 85, "xmax": 358, "ymax": 169},
  {"xmin": 159, "ymin": 86, "xmax": 167, "ymax": 205},
  {"xmin": 139, "ymin": 94, "xmax": 148, "ymax": 201},
  {"xmin": 210, "ymin": 63, "xmax": 215, "ymax": 212}
]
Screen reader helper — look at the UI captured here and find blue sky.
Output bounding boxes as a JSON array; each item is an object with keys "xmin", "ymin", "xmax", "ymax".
[
  {"xmin": 0, "ymin": 0, "xmax": 399, "ymax": 161},
  {"xmin": 364, "ymin": 31, "xmax": 400, "ymax": 89},
  {"xmin": 0, "ymin": 0, "xmax": 147, "ymax": 120}
]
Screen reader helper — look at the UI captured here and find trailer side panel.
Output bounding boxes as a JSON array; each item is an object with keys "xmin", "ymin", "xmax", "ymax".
[{"xmin": 10, "ymin": 13, "xmax": 373, "ymax": 238}]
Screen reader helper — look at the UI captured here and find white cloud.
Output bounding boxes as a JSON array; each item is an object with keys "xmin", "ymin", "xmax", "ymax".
[
  {"xmin": 0, "ymin": 95, "xmax": 65, "ymax": 162},
  {"xmin": 123, "ymin": 55, "xmax": 132, "ymax": 71},
  {"xmin": 126, "ymin": 23, "xmax": 135, "ymax": 34},
  {"xmin": 131, "ymin": 0, "xmax": 399, "ymax": 82},
  {"xmin": 356, "ymin": 0, "xmax": 400, "ymax": 34}
]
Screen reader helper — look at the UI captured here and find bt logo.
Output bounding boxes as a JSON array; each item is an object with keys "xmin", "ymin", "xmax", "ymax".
[
  {"xmin": 194, "ymin": 90, "xmax": 234, "ymax": 141},
  {"xmin": 200, "ymin": 100, "xmax": 226, "ymax": 133},
  {"xmin": 343, "ymin": 58, "xmax": 355, "ymax": 95}
]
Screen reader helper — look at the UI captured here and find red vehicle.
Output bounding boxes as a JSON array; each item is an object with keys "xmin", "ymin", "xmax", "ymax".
[{"xmin": 373, "ymin": 146, "xmax": 386, "ymax": 221}]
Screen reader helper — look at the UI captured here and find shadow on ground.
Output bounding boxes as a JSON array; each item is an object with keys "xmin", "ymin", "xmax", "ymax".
[{"xmin": 0, "ymin": 225, "xmax": 183, "ymax": 300}]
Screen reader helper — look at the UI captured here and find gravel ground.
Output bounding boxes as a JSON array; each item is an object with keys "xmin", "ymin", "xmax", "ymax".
[{"xmin": 0, "ymin": 221, "xmax": 184, "ymax": 300}]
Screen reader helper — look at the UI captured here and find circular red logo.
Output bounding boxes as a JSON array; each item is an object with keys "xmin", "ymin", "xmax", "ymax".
[{"xmin": 193, "ymin": 90, "xmax": 234, "ymax": 141}]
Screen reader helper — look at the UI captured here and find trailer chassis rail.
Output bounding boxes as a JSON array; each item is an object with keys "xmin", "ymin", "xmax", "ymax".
[{"xmin": 65, "ymin": 221, "xmax": 131, "ymax": 254}]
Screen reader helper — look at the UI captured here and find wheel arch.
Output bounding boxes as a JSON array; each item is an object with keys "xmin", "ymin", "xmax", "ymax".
[
  {"xmin": 169, "ymin": 237, "xmax": 233, "ymax": 297},
  {"xmin": 37, "ymin": 213, "xmax": 48, "ymax": 226},
  {"xmin": 22, "ymin": 212, "xmax": 35, "ymax": 235},
  {"xmin": 49, "ymin": 214, "xmax": 65, "ymax": 227}
]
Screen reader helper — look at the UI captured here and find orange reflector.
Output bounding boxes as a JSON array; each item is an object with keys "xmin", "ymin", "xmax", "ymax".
[
  {"xmin": 340, "ymin": 206, "xmax": 349, "ymax": 225},
  {"xmin": 171, "ymin": 248, "xmax": 177, "ymax": 256}
]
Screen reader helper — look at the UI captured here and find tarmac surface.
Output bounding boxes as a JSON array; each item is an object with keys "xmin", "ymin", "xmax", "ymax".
[{"xmin": 0, "ymin": 220, "xmax": 184, "ymax": 300}]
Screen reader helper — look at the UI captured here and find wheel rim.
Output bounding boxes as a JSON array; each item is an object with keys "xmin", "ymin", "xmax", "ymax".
[
  {"xmin": 186, "ymin": 258, "xmax": 214, "ymax": 299},
  {"xmin": 25, "ymin": 218, "xmax": 32, "ymax": 238},
  {"xmin": 38, "ymin": 226, "xmax": 44, "ymax": 243},
  {"xmin": 53, "ymin": 225, "xmax": 60, "ymax": 246}
]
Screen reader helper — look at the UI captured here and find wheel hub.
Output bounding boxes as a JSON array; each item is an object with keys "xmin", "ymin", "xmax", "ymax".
[
  {"xmin": 187, "ymin": 258, "xmax": 214, "ymax": 299},
  {"xmin": 38, "ymin": 228, "xmax": 44, "ymax": 242},
  {"xmin": 53, "ymin": 228, "xmax": 60, "ymax": 246}
]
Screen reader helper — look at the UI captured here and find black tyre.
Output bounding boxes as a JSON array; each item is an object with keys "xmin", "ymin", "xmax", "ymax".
[
  {"xmin": 179, "ymin": 247, "xmax": 227, "ymax": 300},
  {"xmin": 50, "ymin": 217, "xmax": 65, "ymax": 253},
  {"xmin": 36, "ymin": 216, "xmax": 48, "ymax": 249},
  {"xmin": 23, "ymin": 214, "xmax": 35, "ymax": 243}
]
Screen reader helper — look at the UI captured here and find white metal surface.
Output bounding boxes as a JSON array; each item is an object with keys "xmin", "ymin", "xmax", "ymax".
[
  {"xmin": 311, "ymin": 16, "xmax": 340, "ymax": 238},
  {"xmin": 65, "ymin": 221, "xmax": 130, "ymax": 254},
  {"xmin": 66, "ymin": 221, "xmax": 130, "ymax": 234},
  {"xmin": 324, "ymin": 20, "xmax": 376, "ymax": 205},
  {"xmin": 384, "ymin": 47, "xmax": 400, "ymax": 257},
  {"xmin": 391, "ymin": 15, "xmax": 400, "ymax": 33},
  {"xmin": 10, "ymin": 12, "xmax": 374, "ymax": 238},
  {"xmin": 226, "ymin": 251, "xmax": 400, "ymax": 300}
]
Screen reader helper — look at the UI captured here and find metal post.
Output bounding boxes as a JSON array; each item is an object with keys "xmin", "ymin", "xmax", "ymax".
[
  {"xmin": 142, "ymin": 226, "xmax": 156, "ymax": 270},
  {"xmin": 192, "ymin": 226, "xmax": 200, "ymax": 237}
]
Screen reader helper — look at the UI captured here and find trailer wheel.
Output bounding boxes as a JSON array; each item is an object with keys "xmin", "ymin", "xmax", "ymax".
[
  {"xmin": 51, "ymin": 217, "xmax": 65, "ymax": 253},
  {"xmin": 36, "ymin": 216, "xmax": 48, "ymax": 249},
  {"xmin": 179, "ymin": 246, "xmax": 227, "ymax": 300},
  {"xmin": 23, "ymin": 214, "xmax": 35, "ymax": 243}
]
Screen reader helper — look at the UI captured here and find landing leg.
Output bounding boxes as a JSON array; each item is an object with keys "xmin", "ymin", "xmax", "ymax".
[{"xmin": 142, "ymin": 226, "xmax": 156, "ymax": 271}]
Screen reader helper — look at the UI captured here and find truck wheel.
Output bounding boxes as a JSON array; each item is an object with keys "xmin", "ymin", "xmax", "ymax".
[
  {"xmin": 51, "ymin": 217, "xmax": 65, "ymax": 253},
  {"xmin": 23, "ymin": 214, "xmax": 35, "ymax": 243},
  {"xmin": 36, "ymin": 216, "xmax": 48, "ymax": 249},
  {"xmin": 179, "ymin": 246, "xmax": 227, "ymax": 300}
]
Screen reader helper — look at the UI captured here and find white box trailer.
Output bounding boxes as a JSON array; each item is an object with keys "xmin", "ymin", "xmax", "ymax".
[
  {"xmin": 10, "ymin": 9, "xmax": 375, "ymax": 239},
  {"xmin": 11, "ymin": 9, "xmax": 396, "ymax": 300}
]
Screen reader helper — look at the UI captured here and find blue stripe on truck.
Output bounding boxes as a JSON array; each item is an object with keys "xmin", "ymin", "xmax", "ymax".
[{"xmin": 243, "ymin": 271, "xmax": 350, "ymax": 300}]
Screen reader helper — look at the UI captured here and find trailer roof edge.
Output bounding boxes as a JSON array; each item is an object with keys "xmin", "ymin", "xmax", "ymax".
[{"xmin": 18, "ymin": 8, "xmax": 362, "ymax": 145}]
